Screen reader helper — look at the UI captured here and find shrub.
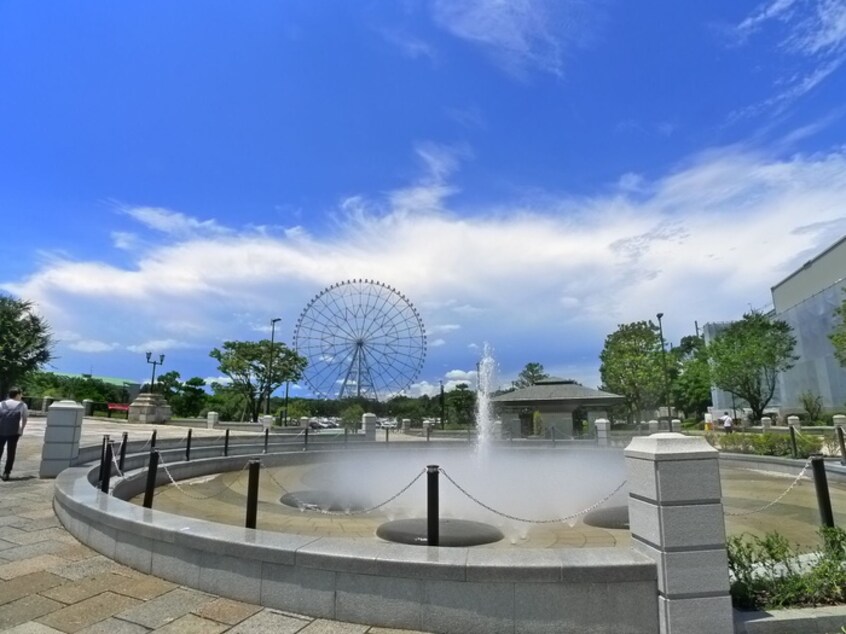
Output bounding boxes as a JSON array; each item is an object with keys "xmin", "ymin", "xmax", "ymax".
[
  {"xmin": 801, "ymin": 391, "xmax": 824, "ymax": 424},
  {"xmin": 717, "ymin": 432, "xmax": 822, "ymax": 458},
  {"xmin": 728, "ymin": 527, "xmax": 846, "ymax": 610}
]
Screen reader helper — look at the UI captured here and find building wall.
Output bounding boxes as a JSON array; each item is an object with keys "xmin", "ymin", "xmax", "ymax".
[
  {"xmin": 772, "ymin": 236, "xmax": 846, "ymax": 313},
  {"xmin": 776, "ymin": 280, "xmax": 846, "ymax": 410}
]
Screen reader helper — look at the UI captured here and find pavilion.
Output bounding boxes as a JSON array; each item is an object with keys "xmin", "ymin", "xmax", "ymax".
[{"xmin": 491, "ymin": 377, "xmax": 624, "ymax": 438}]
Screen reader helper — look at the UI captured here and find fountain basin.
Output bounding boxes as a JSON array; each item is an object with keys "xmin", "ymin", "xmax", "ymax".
[{"xmin": 53, "ymin": 446, "xmax": 659, "ymax": 634}]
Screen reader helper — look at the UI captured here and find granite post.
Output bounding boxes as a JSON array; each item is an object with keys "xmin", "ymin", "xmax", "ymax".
[
  {"xmin": 595, "ymin": 418, "xmax": 610, "ymax": 447},
  {"xmin": 625, "ymin": 433, "xmax": 733, "ymax": 634},
  {"xmin": 39, "ymin": 400, "xmax": 84, "ymax": 478},
  {"xmin": 761, "ymin": 416, "xmax": 772, "ymax": 430},
  {"xmin": 362, "ymin": 412, "xmax": 377, "ymax": 441}
]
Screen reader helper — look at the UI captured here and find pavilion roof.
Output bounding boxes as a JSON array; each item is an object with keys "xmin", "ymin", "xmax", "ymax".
[{"xmin": 491, "ymin": 377, "xmax": 624, "ymax": 405}]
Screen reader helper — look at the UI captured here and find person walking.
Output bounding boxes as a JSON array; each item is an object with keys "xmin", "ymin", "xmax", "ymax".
[
  {"xmin": 720, "ymin": 411, "xmax": 733, "ymax": 434},
  {"xmin": 0, "ymin": 388, "xmax": 28, "ymax": 480}
]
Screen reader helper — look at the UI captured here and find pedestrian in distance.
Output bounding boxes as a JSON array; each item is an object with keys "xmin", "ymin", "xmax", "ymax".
[
  {"xmin": 720, "ymin": 411, "xmax": 733, "ymax": 434},
  {"xmin": 0, "ymin": 388, "xmax": 28, "ymax": 480}
]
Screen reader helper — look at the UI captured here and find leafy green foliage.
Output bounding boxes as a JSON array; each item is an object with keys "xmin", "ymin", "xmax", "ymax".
[
  {"xmin": 209, "ymin": 340, "xmax": 307, "ymax": 422},
  {"xmin": 708, "ymin": 311, "xmax": 797, "ymax": 422},
  {"xmin": 716, "ymin": 431, "xmax": 822, "ymax": 458},
  {"xmin": 599, "ymin": 321, "xmax": 663, "ymax": 422},
  {"xmin": 156, "ymin": 371, "xmax": 207, "ymax": 417},
  {"xmin": 512, "ymin": 362, "xmax": 549, "ymax": 389},
  {"xmin": 446, "ymin": 383, "xmax": 476, "ymax": 426},
  {"xmin": 829, "ymin": 289, "xmax": 846, "ymax": 367},
  {"xmin": 340, "ymin": 403, "xmax": 364, "ymax": 428},
  {"xmin": 0, "ymin": 295, "xmax": 53, "ymax": 397},
  {"xmin": 800, "ymin": 391, "xmax": 825, "ymax": 424},
  {"xmin": 671, "ymin": 335, "xmax": 712, "ymax": 419},
  {"xmin": 23, "ymin": 371, "xmax": 127, "ymax": 402},
  {"xmin": 728, "ymin": 527, "xmax": 846, "ymax": 609}
]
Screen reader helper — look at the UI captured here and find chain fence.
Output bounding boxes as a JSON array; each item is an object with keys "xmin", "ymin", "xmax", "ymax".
[
  {"xmin": 156, "ymin": 454, "xmax": 252, "ymax": 500},
  {"xmin": 438, "ymin": 467, "xmax": 628, "ymax": 525},
  {"xmin": 262, "ymin": 463, "xmax": 426, "ymax": 516},
  {"xmin": 723, "ymin": 457, "xmax": 812, "ymax": 517}
]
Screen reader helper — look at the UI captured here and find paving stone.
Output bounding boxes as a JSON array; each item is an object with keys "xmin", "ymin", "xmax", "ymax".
[
  {"xmin": 367, "ymin": 628, "xmax": 433, "ymax": 634},
  {"xmin": 107, "ymin": 575, "xmax": 176, "ymax": 601},
  {"xmin": 74, "ymin": 617, "xmax": 149, "ymax": 634},
  {"xmin": 149, "ymin": 613, "xmax": 229, "ymax": 633},
  {"xmin": 192, "ymin": 597, "xmax": 262, "ymax": 625},
  {"xmin": 115, "ymin": 587, "xmax": 215, "ymax": 629},
  {"xmin": 35, "ymin": 591, "xmax": 141, "ymax": 633},
  {"xmin": 0, "ymin": 555, "xmax": 68, "ymax": 580},
  {"xmin": 227, "ymin": 609, "xmax": 312, "ymax": 634},
  {"xmin": 48, "ymin": 556, "xmax": 125, "ymax": 581},
  {"xmin": 52, "ymin": 544, "xmax": 97, "ymax": 562},
  {"xmin": 0, "ymin": 571, "xmax": 67, "ymax": 606},
  {"xmin": 299, "ymin": 618, "xmax": 368, "ymax": 633},
  {"xmin": 4, "ymin": 529, "xmax": 79, "ymax": 546},
  {"xmin": 1, "ymin": 542, "xmax": 70, "ymax": 562},
  {"xmin": 0, "ymin": 595, "xmax": 64, "ymax": 630},
  {"xmin": 4, "ymin": 622, "xmax": 66, "ymax": 633},
  {"xmin": 40, "ymin": 572, "xmax": 136, "ymax": 604}
]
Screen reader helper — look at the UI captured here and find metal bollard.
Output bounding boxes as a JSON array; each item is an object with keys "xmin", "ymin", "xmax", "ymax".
[
  {"xmin": 264, "ymin": 428, "xmax": 269, "ymax": 454},
  {"xmin": 119, "ymin": 432, "xmax": 128, "ymax": 471},
  {"xmin": 245, "ymin": 460, "xmax": 260, "ymax": 529},
  {"xmin": 789, "ymin": 425, "xmax": 799, "ymax": 459},
  {"xmin": 810, "ymin": 454, "xmax": 835, "ymax": 528},
  {"xmin": 427, "ymin": 465, "xmax": 439, "ymax": 546},
  {"xmin": 100, "ymin": 442, "xmax": 113, "ymax": 493},
  {"xmin": 98, "ymin": 435, "xmax": 109, "ymax": 484},
  {"xmin": 150, "ymin": 430, "xmax": 157, "ymax": 449},
  {"xmin": 224, "ymin": 429, "xmax": 230, "ymax": 456},
  {"xmin": 426, "ymin": 425, "xmax": 431, "ymax": 442},
  {"xmin": 142, "ymin": 450, "xmax": 159, "ymax": 509},
  {"xmin": 185, "ymin": 428, "xmax": 192, "ymax": 461},
  {"xmin": 304, "ymin": 427, "xmax": 309, "ymax": 450},
  {"xmin": 551, "ymin": 427, "xmax": 556, "ymax": 446},
  {"xmin": 344, "ymin": 427, "xmax": 348, "ymax": 445},
  {"xmin": 837, "ymin": 426, "xmax": 846, "ymax": 467},
  {"xmin": 385, "ymin": 427, "xmax": 390, "ymax": 443}
]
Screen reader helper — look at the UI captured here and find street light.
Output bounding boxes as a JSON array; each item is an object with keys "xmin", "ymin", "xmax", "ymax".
[
  {"xmin": 266, "ymin": 318, "xmax": 281, "ymax": 416},
  {"xmin": 145, "ymin": 352, "xmax": 165, "ymax": 394},
  {"xmin": 440, "ymin": 380, "xmax": 446, "ymax": 430},
  {"xmin": 656, "ymin": 313, "xmax": 671, "ymax": 432}
]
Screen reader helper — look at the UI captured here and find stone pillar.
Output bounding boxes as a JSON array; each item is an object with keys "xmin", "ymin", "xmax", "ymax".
[
  {"xmin": 260, "ymin": 415, "xmax": 273, "ymax": 431},
  {"xmin": 594, "ymin": 418, "xmax": 610, "ymax": 447},
  {"xmin": 761, "ymin": 416, "xmax": 772, "ymax": 430},
  {"xmin": 648, "ymin": 420, "xmax": 659, "ymax": 434},
  {"xmin": 207, "ymin": 411, "xmax": 218, "ymax": 429},
  {"xmin": 362, "ymin": 413, "xmax": 377, "ymax": 441},
  {"xmin": 833, "ymin": 414, "xmax": 846, "ymax": 427},
  {"xmin": 625, "ymin": 433, "xmax": 732, "ymax": 634},
  {"xmin": 128, "ymin": 393, "xmax": 171, "ymax": 424},
  {"xmin": 787, "ymin": 415, "xmax": 801, "ymax": 430},
  {"xmin": 82, "ymin": 399, "xmax": 95, "ymax": 417},
  {"xmin": 40, "ymin": 400, "xmax": 84, "ymax": 478},
  {"xmin": 403, "ymin": 419, "xmax": 411, "ymax": 433},
  {"xmin": 670, "ymin": 419, "xmax": 681, "ymax": 433},
  {"xmin": 299, "ymin": 417, "xmax": 310, "ymax": 428}
]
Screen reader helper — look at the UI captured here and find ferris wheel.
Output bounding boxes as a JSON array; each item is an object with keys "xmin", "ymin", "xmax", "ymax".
[{"xmin": 293, "ymin": 279, "xmax": 427, "ymax": 400}]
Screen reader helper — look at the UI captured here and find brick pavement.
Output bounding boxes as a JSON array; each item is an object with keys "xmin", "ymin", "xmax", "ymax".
[{"xmin": 0, "ymin": 418, "xmax": 430, "ymax": 633}]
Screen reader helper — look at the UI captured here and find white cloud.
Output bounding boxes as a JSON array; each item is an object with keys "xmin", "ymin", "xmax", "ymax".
[
  {"xmin": 430, "ymin": 338, "xmax": 446, "ymax": 347},
  {"xmin": 122, "ymin": 205, "xmax": 230, "ymax": 237},
  {"xmin": 111, "ymin": 231, "xmax": 138, "ymax": 250},
  {"xmin": 67, "ymin": 339, "xmax": 119, "ymax": 353},
  {"xmin": 6, "ymin": 141, "xmax": 846, "ymax": 385},
  {"xmin": 445, "ymin": 369, "xmax": 477, "ymax": 381},
  {"xmin": 733, "ymin": 0, "xmax": 846, "ymax": 116},
  {"xmin": 430, "ymin": 0, "xmax": 593, "ymax": 77}
]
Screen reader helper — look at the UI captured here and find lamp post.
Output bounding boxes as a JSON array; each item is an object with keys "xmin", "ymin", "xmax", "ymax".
[
  {"xmin": 266, "ymin": 318, "xmax": 281, "ymax": 416},
  {"xmin": 440, "ymin": 380, "xmax": 446, "ymax": 429},
  {"xmin": 145, "ymin": 352, "xmax": 165, "ymax": 394},
  {"xmin": 656, "ymin": 313, "xmax": 671, "ymax": 432}
]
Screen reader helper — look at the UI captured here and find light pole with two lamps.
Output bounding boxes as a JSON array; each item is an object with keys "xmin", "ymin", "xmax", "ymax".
[
  {"xmin": 266, "ymin": 318, "xmax": 281, "ymax": 416},
  {"xmin": 656, "ymin": 313, "xmax": 672, "ymax": 433},
  {"xmin": 145, "ymin": 352, "xmax": 165, "ymax": 394}
]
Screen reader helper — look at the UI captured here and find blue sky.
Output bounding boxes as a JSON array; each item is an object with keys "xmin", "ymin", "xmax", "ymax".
[{"xmin": 3, "ymin": 0, "xmax": 846, "ymax": 397}]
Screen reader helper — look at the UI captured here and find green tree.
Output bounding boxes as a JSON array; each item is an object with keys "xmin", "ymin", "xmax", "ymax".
[
  {"xmin": 340, "ymin": 403, "xmax": 364, "ymax": 428},
  {"xmin": 512, "ymin": 362, "xmax": 549, "ymax": 389},
  {"xmin": 599, "ymin": 320, "xmax": 664, "ymax": 423},
  {"xmin": 446, "ymin": 383, "xmax": 476, "ymax": 426},
  {"xmin": 829, "ymin": 289, "xmax": 846, "ymax": 366},
  {"xmin": 708, "ymin": 311, "xmax": 797, "ymax": 423},
  {"xmin": 209, "ymin": 340, "xmax": 307, "ymax": 422},
  {"xmin": 0, "ymin": 295, "xmax": 53, "ymax": 397},
  {"xmin": 283, "ymin": 398, "xmax": 312, "ymax": 423},
  {"xmin": 205, "ymin": 382, "xmax": 248, "ymax": 421},
  {"xmin": 671, "ymin": 335, "xmax": 712, "ymax": 420}
]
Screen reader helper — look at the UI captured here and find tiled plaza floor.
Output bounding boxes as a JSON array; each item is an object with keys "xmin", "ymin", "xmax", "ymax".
[{"xmin": 0, "ymin": 418, "xmax": 431, "ymax": 633}]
